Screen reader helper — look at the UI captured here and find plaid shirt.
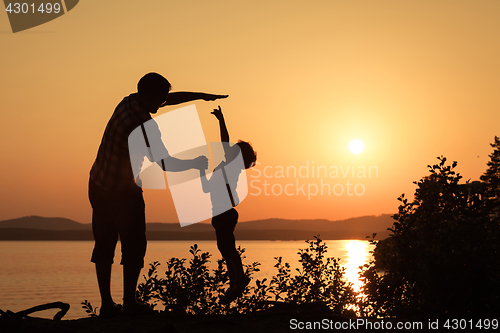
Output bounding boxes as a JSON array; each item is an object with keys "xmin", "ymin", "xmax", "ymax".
[{"xmin": 90, "ymin": 93, "xmax": 153, "ymax": 191}]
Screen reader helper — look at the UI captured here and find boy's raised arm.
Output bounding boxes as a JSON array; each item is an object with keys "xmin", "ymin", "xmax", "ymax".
[
  {"xmin": 211, "ymin": 106, "xmax": 231, "ymax": 156},
  {"xmin": 163, "ymin": 92, "xmax": 228, "ymax": 106},
  {"xmin": 212, "ymin": 106, "xmax": 229, "ymax": 142}
]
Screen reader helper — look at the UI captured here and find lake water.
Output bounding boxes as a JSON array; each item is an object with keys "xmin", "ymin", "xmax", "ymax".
[{"xmin": 0, "ymin": 240, "xmax": 374, "ymax": 320}]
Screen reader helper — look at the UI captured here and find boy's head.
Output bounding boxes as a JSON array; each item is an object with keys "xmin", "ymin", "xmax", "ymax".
[
  {"xmin": 234, "ymin": 140, "xmax": 257, "ymax": 169},
  {"xmin": 137, "ymin": 72, "xmax": 171, "ymax": 113}
]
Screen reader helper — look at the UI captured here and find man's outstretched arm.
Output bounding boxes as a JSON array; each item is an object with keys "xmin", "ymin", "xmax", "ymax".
[{"xmin": 164, "ymin": 92, "xmax": 228, "ymax": 106}]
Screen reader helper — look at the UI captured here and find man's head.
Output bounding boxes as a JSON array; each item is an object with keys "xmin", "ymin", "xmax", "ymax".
[{"xmin": 137, "ymin": 72, "xmax": 171, "ymax": 113}]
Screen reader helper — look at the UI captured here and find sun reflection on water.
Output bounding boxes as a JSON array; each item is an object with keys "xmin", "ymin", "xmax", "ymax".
[{"xmin": 344, "ymin": 240, "xmax": 370, "ymax": 292}]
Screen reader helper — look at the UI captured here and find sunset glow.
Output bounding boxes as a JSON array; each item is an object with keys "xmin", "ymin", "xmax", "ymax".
[{"xmin": 1, "ymin": 1, "xmax": 499, "ymax": 224}]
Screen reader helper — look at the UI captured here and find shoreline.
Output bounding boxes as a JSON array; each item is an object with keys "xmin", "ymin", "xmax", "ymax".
[{"xmin": 1, "ymin": 303, "xmax": 409, "ymax": 333}]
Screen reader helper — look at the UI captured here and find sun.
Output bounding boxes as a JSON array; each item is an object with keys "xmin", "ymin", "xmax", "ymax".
[{"xmin": 349, "ymin": 139, "xmax": 365, "ymax": 154}]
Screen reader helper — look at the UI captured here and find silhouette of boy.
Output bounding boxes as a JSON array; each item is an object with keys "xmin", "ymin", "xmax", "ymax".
[
  {"xmin": 199, "ymin": 106, "xmax": 257, "ymax": 304},
  {"xmin": 89, "ymin": 72, "xmax": 226, "ymax": 316}
]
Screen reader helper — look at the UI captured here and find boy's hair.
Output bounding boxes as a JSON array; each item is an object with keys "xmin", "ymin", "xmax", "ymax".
[
  {"xmin": 137, "ymin": 72, "xmax": 171, "ymax": 98},
  {"xmin": 236, "ymin": 140, "xmax": 257, "ymax": 169}
]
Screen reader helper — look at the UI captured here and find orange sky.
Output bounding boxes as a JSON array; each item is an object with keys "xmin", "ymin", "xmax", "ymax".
[{"xmin": 1, "ymin": 0, "xmax": 499, "ymax": 224}]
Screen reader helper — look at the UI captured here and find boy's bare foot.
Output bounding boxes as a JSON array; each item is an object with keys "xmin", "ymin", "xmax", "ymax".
[{"xmin": 220, "ymin": 277, "xmax": 251, "ymax": 305}]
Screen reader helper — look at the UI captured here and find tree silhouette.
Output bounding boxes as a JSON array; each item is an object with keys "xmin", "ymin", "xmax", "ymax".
[
  {"xmin": 481, "ymin": 136, "xmax": 500, "ymax": 218},
  {"xmin": 361, "ymin": 155, "xmax": 499, "ymax": 319}
]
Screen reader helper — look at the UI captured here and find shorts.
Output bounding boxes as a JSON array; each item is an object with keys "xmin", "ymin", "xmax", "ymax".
[
  {"xmin": 211, "ymin": 208, "xmax": 238, "ymax": 231},
  {"xmin": 88, "ymin": 180, "xmax": 147, "ymax": 267}
]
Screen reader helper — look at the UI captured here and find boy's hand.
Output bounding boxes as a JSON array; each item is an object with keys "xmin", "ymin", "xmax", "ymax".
[{"xmin": 211, "ymin": 105, "xmax": 224, "ymax": 121}]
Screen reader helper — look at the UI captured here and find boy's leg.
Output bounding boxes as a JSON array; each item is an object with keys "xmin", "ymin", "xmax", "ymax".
[
  {"xmin": 219, "ymin": 244, "xmax": 250, "ymax": 304},
  {"xmin": 219, "ymin": 245, "xmax": 250, "ymax": 304},
  {"xmin": 212, "ymin": 209, "xmax": 250, "ymax": 304},
  {"xmin": 216, "ymin": 228, "xmax": 242, "ymax": 284}
]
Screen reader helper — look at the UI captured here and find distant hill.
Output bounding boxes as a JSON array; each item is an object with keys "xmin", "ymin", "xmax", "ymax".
[
  {"xmin": 0, "ymin": 214, "xmax": 395, "ymax": 240},
  {"xmin": 0, "ymin": 216, "xmax": 90, "ymax": 230}
]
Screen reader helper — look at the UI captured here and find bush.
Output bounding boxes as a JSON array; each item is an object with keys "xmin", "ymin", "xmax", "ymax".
[
  {"xmin": 268, "ymin": 236, "xmax": 357, "ymax": 315},
  {"xmin": 136, "ymin": 237, "xmax": 358, "ymax": 316},
  {"xmin": 136, "ymin": 244, "xmax": 263, "ymax": 315}
]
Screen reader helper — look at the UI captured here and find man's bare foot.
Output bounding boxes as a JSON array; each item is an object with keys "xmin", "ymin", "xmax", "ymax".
[
  {"xmin": 99, "ymin": 303, "xmax": 122, "ymax": 318},
  {"xmin": 122, "ymin": 300, "xmax": 156, "ymax": 316}
]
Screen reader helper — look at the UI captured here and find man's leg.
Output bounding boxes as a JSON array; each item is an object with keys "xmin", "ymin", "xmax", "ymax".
[
  {"xmin": 118, "ymin": 188, "xmax": 147, "ymax": 311},
  {"xmin": 123, "ymin": 264, "xmax": 142, "ymax": 309},
  {"xmin": 95, "ymin": 262, "xmax": 114, "ymax": 310},
  {"xmin": 89, "ymin": 180, "xmax": 119, "ymax": 314}
]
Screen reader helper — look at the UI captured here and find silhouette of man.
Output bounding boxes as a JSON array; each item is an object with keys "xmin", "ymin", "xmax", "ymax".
[{"xmin": 88, "ymin": 72, "xmax": 227, "ymax": 316}]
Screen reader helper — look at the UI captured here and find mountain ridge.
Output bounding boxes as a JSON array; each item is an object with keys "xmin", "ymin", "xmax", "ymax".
[{"xmin": 0, "ymin": 214, "xmax": 395, "ymax": 240}]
